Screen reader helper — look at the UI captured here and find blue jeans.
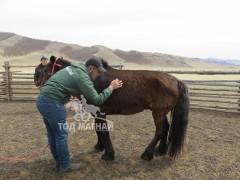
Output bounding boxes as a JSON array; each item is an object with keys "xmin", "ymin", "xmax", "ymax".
[{"xmin": 36, "ymin": 95, "xmax": 71, "ymax": 169}]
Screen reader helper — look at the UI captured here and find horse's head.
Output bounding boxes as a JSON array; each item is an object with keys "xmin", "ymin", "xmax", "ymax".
[
  {"xmin": 93, "ymin": 58, "xmax": 120, "ymax": 92},
  {"xmin": 48, "ymin": 55, "xmax": 71, "ymax": 74},
  {"xmin": 41, "ymin": 55, "xmax": 71, "ymax": 86}
]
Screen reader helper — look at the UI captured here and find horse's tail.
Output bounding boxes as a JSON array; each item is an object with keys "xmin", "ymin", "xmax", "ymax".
[{"xmin": 168, "ymin": 80, "xmax": 189, "ymax": 158}]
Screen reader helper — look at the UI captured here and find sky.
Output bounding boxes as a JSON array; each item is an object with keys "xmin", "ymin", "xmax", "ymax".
[{"xmin": 0, "ymin": 0, "xmax": 240, "ymax": 60}]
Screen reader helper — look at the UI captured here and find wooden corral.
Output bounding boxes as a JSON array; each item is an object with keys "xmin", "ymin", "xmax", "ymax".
[
  {"xmin": 0, "ymin": 61, "xmax": 124, "ymax": 101},
  {"xmin": 0, "ymin": 61, "xmax": 38, "ymax": 101},
  {"xmin": 164, "ymin": 70, "xmax": 240, "ymax": 113},
  {"xmin": 181, "ymin": 79, "xmax": 240, "ymax": 113},
  {"xmin": 1, "ymin": 61, "xmax": 240, "ymax": 113}
]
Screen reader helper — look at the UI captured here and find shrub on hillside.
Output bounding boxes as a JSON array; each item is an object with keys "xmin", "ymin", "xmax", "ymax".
[
  {"xmin": 113, "ymin": 49, "xmax": 150, "ymax": 64},
  {"xmin": 0, "ymin": 32, "xmax": 15, "ymax": 41},
  {"xmin": 60, "ymin": 46, "xmax": 99, "ymax": 61},
  {"xmin": 3, "ymin": 37, "xmax": 50, "ymax": 56}
]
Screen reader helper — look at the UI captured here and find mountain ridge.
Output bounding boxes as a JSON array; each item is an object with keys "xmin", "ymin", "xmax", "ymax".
[
  {"xmin": 205, "ymin": 58, "xmax": 240, "ymax": 66},
  {"xmin": 0, "ymin": 32, "xmax": 239, "ymax": 69}
]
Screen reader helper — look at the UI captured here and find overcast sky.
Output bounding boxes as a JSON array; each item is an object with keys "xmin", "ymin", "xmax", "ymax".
[{"xmin": 0, "ymin": 0, "xmax": 239, "ymax": 60}]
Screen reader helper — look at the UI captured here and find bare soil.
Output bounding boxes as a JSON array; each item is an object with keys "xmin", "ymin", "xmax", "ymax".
[{"xmin": 0, "ymin": 101, "xmax": 239, "ymax": 179}]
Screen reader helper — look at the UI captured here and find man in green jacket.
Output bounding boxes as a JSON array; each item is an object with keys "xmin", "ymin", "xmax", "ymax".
[{"xmin": 36, "ymin": 57, "xmax": 123, "ymax": 172}]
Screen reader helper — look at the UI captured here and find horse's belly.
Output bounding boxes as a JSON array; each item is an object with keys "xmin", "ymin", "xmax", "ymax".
[{"xmin": 101, "ymin": 105, "xmax": 147, "ymax": 115}]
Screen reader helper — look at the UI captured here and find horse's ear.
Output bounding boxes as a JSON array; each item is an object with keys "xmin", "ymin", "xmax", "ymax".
[
  {"xmin": 50, "ymin": 55, "xmax": 56, "ymax": 64},
  {"xmin": 100, "ymin": 58, "xmax": 111, "ymax": 70},
  {"xmin": 98, "ymin": 57, "xmax": 107, "ymax": 64}
]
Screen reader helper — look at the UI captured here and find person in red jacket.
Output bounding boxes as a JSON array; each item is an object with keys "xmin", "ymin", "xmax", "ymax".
[{"xmin": 34, "ymin": 55, "xmax": 49, "ymax": 88}]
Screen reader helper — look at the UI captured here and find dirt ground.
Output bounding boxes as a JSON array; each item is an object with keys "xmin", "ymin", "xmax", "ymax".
[{"xmin": 0, "ymin": 101, "xmax": 239, "ymax": 180}]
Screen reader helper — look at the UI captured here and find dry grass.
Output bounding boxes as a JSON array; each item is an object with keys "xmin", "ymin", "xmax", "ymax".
[{"xmin": 0, "ymin": 102, "xmax": 239, "ymax": 179}]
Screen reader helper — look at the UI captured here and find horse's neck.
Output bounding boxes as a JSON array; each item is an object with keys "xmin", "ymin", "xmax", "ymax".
[{"xmin": 61, "ymin": 60, "xmax": 71, "ymax": 68}]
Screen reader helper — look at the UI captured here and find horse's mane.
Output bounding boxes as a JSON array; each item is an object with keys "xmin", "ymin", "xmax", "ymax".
[{"xmin": 100, "ymin": 58, "xmax": 115, "ymax": 71}]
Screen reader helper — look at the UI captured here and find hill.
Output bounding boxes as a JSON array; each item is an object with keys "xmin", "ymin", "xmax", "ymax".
[
  {"xmin": 0, "ymin": 32, "xmax": 239, "ymax": 70},
  {"xmin": 205, "ymin": 58, "xmax": 240, "ymax": 66}
]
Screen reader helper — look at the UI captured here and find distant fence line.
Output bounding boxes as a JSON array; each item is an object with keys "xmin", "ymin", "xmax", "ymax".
[
  {"xmin": 1, "ymin": 61, "xmax": 240, "ymax": 113},
  {"xmin": 161, "ymin": 70, "xmax": 240, "ymax": 75}
]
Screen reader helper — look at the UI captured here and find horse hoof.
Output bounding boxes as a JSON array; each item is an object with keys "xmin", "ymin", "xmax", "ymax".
[
  {"xmin": 140, "ymin": 153, "xmax": 153, "ymax": 161},
  {"xmin": 159, "ymin": 150, "xmax": 167, "ymax": 156},
  {"xmin": 101, "ymin": 153, "xmax": 115, "ymax": 161},
  {"xmin": 154, "ymin": 147, "xmax": 167, "ymax": 156},
  {"xmin": 94, "ymin": 144, "xmax": 105, "ymax": 152}
]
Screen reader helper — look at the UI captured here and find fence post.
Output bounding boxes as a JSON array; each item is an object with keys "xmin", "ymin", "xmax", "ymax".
[
  {"xmin": 238, "ymin": 81, "xmax": 240, "ymax": 111},
  {"xmin": 4, "ymin": 61, "xmax": 10, "ymax": 101},
  {"xmin": 119, "ymin": 63, "xmax": 123, "ymax": 70}
]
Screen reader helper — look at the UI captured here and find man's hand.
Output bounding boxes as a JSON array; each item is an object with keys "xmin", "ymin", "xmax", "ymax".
[{"xmin": 109, "ymin": 79, "xmax": 123, "ymax": 91}]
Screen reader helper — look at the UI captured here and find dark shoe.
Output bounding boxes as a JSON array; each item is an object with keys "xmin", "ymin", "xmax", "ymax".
[
  {"xmin": 59, "ymin": 163, "xmax": 83, "ymax": 172},
  {"xmin": 56, "ymin": 163, "xmax": 60, "ymax": 169}
]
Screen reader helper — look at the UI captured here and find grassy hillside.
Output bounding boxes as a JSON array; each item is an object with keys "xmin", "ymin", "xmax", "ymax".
[{"xmin": 0, "ymin": 32, "xmax": 239, "ymax": 72}]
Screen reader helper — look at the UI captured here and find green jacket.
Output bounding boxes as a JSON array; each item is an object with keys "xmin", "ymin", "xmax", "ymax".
[{"xmin": 40, "ymin": 62, "xmax": 112, "ymax": 105}]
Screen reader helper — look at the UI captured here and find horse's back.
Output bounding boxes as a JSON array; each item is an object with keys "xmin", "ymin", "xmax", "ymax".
[{"xmin": 97, "ymin": 70, "xmax": 181, "ymax": 114}]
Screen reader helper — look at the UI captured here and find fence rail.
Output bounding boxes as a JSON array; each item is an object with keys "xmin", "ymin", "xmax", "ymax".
[
  {"xmin": 1, "ymin": 61, "xmax": 240, "ymax": 113},
  {"xmin": 185, "ymin": 80, "xmax": 239, "ymax": 113},
  {"xmin": 0, "ymin": 61, "xmax": 124, "ymax": 101}
]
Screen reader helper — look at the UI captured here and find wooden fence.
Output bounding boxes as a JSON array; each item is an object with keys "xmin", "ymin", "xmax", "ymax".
[
  {"xmin": 0, "ymin": 61, "xmax": 38, "ymax": 101},
  {"xmin": 0, "ymin": 61, "xmax": 124, "ymax": 101},
  {"xmin": 165, "ymin": 70, "xmax": 240, "ymax": 113},
  {"xmin": 1, "ymin": 61, "xmax": 240, "ymax": 113}
]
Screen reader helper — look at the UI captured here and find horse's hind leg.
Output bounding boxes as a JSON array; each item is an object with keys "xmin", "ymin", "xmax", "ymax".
[
  {"xmin": 140, "ymin": 110, "xmax": 165, "ymax": 161},
  {"xmin": 155, "ymin": 117, "xmax": 169, "ymax": 156}
]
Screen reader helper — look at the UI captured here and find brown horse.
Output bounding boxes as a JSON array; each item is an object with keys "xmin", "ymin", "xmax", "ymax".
[{"xmin": 42, "ymin": 56, "xmax": 189, "ymax": 161}]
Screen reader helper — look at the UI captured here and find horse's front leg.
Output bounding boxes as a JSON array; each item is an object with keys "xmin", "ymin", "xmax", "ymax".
[
  {"xmin": 94, "ymin": 117, "xmax": 105, "ymax": 151},
  {"xmin": 95, "ymin": 114, "xmax": 115, "ymax": 160},
  {"xmin": 101, "ymin": 130, "xmax": 115, "ymax": 160}
]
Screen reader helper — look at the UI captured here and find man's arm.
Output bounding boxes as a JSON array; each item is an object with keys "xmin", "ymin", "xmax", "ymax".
[{"xmin": 74, "ymin": 74, "xmax": 112, "ymax": 106}]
